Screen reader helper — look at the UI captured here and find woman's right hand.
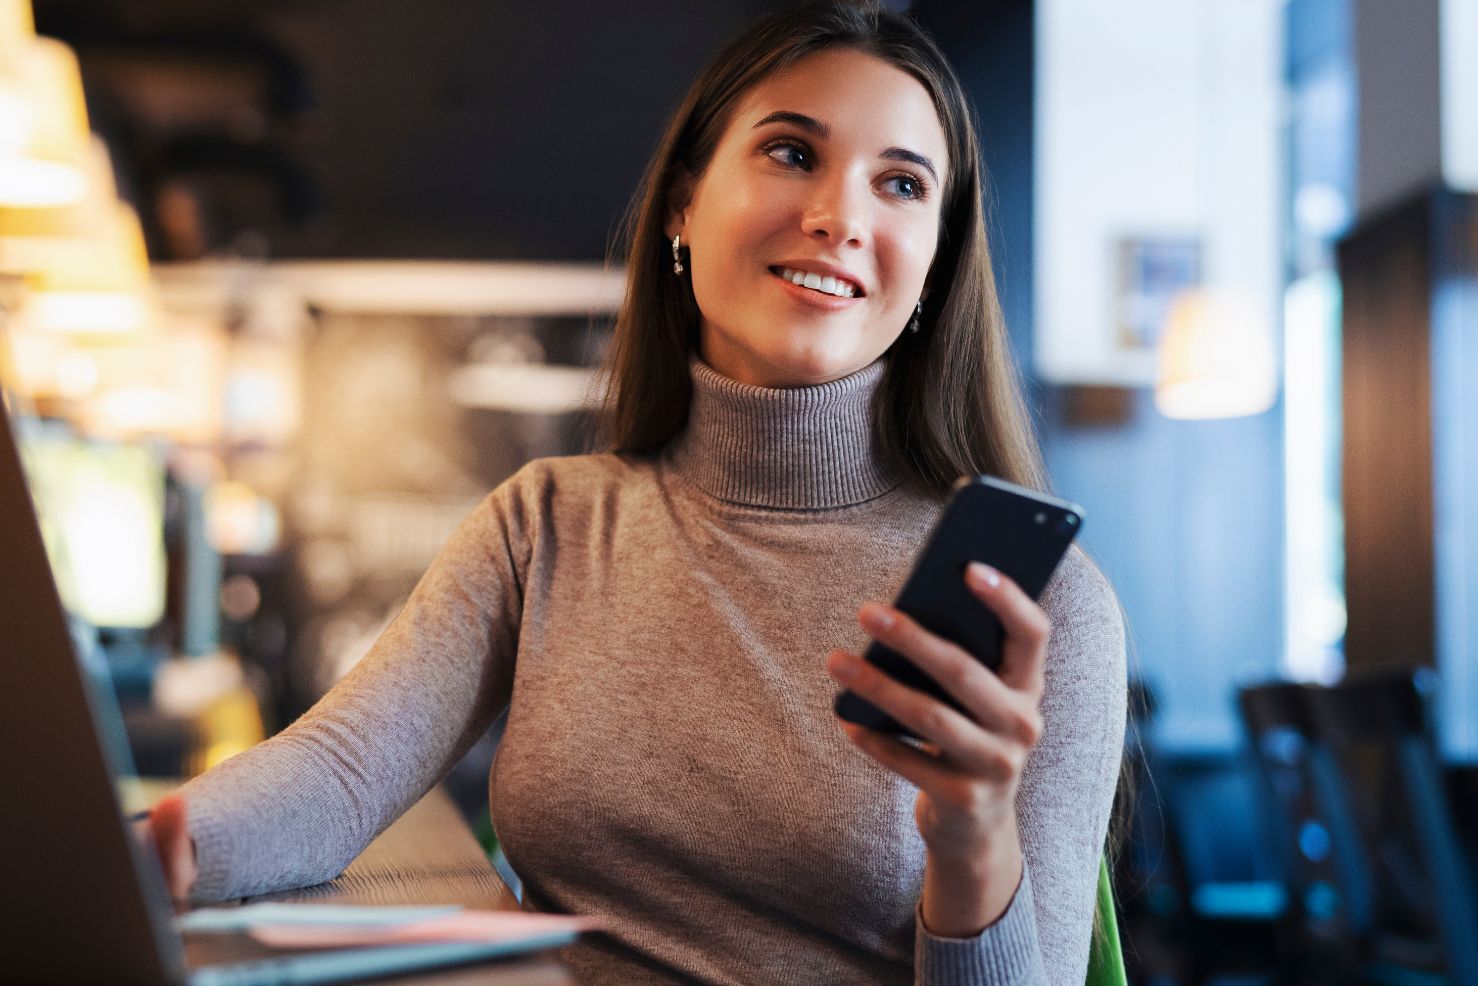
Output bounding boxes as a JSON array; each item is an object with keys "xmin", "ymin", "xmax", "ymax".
[{"xmin": 132, "ymin": 794, "xmax": 198, "ymax": 901}]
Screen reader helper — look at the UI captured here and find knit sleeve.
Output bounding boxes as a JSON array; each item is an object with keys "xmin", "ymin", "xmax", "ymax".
[
  {"xmin": 915, "ymin": 863, "xmax": 1045, "ymax": 983},
  {"xmin": 914, "ymin": 547, "xmax": 1127, "ymax": 985},
  {"xmin": 179, "ymin": 478, "xmax": 532, "ymax": 902}
]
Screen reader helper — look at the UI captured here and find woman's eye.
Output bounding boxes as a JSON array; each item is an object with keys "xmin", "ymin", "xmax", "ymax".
[
  {"xmin": 765, "ymin": 142, "xmax": 810, "ymax": 169},
  {"xmin": 886, "ymin": 174, "xmax": 925, "ymax": 200}
]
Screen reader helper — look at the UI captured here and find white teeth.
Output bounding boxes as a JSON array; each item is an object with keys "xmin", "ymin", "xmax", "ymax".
[{"xmin": 776, "ymin": 267, "xmax": 857, "ymax": 298}]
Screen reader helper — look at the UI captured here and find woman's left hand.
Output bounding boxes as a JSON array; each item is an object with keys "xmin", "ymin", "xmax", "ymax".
[{"xmin": 825, "ymin": 561, "xmax": 1050, "ymax": 937}]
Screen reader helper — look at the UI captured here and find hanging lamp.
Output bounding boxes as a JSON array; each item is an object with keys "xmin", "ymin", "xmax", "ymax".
[
  {"xmin": 0, "ymin": 31, "xmax": 91, "ymax": 208},
  {"xmin": 1155, "ymin": 290, "xmax": 1277, "ymax": 419}
]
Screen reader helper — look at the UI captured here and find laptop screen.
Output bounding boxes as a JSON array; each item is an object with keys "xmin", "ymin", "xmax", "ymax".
[{"xmin": 16, "ymin": 420, "xmax": 167, "ymax": 631}]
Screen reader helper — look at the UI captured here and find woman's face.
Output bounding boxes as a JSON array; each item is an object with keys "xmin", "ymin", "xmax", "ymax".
[{"xmin": 668, "ymin": 47, "xmax": 949, "ymax": 388}]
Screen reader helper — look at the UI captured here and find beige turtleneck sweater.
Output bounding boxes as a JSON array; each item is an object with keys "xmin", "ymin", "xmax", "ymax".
[{"xmin": 179, "ymin": 355, "xmax": 1126, "ymax": 985}]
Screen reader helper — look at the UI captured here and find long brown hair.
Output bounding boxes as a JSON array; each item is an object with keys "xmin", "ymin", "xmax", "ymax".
[{"xmin": 596, "ymin": 0, "xmax": 1048, "ymax": 498}]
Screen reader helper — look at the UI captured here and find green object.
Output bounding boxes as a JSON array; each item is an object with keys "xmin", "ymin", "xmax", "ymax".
[
  {"xmin": 1085, "ymin": 856, "xmax": 1127, "ymax": 986},
  {"xmin": 473, "ymin": 805, "xmax": 498, "ymax": 857}
]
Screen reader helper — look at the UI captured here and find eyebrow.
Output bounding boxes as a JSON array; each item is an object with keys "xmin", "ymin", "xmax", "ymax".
[
  {"xmin": 753, "ymin": 110, "xmax": 830, "ymax": 137},
  {"xmin": 751, "ymin": 110, "xmax": 940, "ymax": 183}
]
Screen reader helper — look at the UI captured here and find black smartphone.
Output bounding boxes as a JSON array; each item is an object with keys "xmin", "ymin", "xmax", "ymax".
[{"xmin": 834, "ymin": 475, "xmax": 1083, "ymax": 736}]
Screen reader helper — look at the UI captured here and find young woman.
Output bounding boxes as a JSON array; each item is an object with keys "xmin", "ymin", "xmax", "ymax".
[{"xmin": 150, "ymin": 3, "xmax": 1126, "ymax": 983}]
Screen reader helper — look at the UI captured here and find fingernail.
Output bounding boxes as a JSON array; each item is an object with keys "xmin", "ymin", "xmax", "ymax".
[
  {"xmin": 860, "ymin": 603, "xmax": 894, "ymax": 633},
  {"xmin": 828, "ymin": 651, "xmax": 860, "ymax": 684},
  {"xmin": 967, "ymin": 562, "xmax": 1000, "ymax": 589}
]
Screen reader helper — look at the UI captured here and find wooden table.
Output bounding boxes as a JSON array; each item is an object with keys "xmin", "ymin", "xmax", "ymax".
[{"xmin": 182, "ymin": 788, "xmax": 574, "ymax": 985}]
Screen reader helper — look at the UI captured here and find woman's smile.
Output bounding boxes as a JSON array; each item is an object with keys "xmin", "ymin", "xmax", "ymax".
[
  {"xmin": 770, "ymin": 269, "xmax": 865, "ymax": 311},
  {"xmin": 769, "ymin": 265, "xmax": 863, "ymax": 299}
]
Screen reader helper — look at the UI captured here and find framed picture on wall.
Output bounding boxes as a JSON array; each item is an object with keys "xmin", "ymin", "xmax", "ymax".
[{"xmin": 1112, "ymin": 236, "xmax": 1201, "ymax": 356}]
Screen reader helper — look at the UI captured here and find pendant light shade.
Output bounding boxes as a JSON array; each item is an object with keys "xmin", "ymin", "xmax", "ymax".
[
  {"xmin": 0, "ymin": 136, "xmax": 117, "ymax": 273},
  {"xmin": 0, "ymin": 0, "xmax": 35, "ymax": 66},
  {"xmin": 1155, "ymin": 290, "xmax": 1278, "ymax": 419},
  {"xmin": 0, "ymin": 35, "xmax": 91, "ymax": 208},
  {"xmin": 19, "ymin": 202, "xmax": 155, "ymax": 335}
]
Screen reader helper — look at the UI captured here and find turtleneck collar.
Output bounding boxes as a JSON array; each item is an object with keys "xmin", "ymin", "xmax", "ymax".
[{"xmin": 666, "ymin": 354, "xmax": 902, "ymax": 510}]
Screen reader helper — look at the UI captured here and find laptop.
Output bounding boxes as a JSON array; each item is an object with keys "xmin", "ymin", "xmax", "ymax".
[{"xmin": 0, "ymin": 393, "xmax": 571, "ymax": 984}]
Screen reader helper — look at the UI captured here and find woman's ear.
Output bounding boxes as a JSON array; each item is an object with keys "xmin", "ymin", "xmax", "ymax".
[{"xmin": 664, "ymin": 167, "xmax": 695, "ymax": 241}]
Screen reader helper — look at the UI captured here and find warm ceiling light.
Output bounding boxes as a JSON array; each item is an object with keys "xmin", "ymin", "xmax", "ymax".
[
  {"xmin": 0, "ymin": 137, "xmax": 118, "ymax": 273},
  {"xmin": 26, "ymin": 290, "xmax": 151, "ymax": 334},
  {"xmin": 19, "ymin": 203, "xmax": 155, "ymax": 335},
  {"xmin": 0, "ymin": 0, "xmax": 33, "ymax": 152},
  {"xmin": 1155, "ymin": 290, "xmax": 1278, "ymax": 420},
  {"xmin": 0, "ymin": 0, "xmax": 35, "ymax": 66},
  {"xmin": 0, "ymin": 315, "xmax": 72, "ymax": 398},
  {"xmin": 0, "ymin": 36, "xmax": 91, "ymax": 207}
]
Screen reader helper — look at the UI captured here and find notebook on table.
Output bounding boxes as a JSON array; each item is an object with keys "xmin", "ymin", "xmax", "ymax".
[{"xmin": 0, "ymin": 394, "xmax": 577, "ymax": 985}]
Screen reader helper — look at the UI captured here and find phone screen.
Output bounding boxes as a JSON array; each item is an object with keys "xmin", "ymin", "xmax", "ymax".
[{"xmin": 834, "ymin": 475, "xmax": 1083, "ymax": 736}]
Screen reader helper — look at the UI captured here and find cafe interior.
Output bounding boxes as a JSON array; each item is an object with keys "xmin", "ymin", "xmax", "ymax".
[{"xmin": 3, "ymin": 0, "xmax": 1477, "ymax": 983}]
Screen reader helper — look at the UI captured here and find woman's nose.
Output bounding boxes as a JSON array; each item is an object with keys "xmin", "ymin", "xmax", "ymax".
[{"xmin": 800, "ymin": 176, "xmax": 868, "ymax": 246}]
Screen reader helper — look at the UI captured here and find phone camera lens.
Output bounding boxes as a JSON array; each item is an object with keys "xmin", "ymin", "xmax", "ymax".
[
  {"xmin": 1034, "ymin": 512, "xmax": 1047, "ymax": 525},
  {"xmin": 1066, "ymin": 514, "xmax": 1078, "ymax": 526}
]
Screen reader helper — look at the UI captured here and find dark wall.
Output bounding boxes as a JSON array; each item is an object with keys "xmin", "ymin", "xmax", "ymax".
[
  {"xmin": 260, "ymin": 0, "xmax": 762, "ymax": 259},
  {"xmin": 37, "ymin": 0, "xmax": 766, "ymax": 260},
  {"xmin": 913, "ymin": 0, "xmax": 1035, "ymax": 378}
]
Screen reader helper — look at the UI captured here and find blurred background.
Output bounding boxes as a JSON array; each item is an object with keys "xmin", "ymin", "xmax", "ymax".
[{"xmin": 2, "ymin": 0, "xmax": 1475, "ymax": 982}]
